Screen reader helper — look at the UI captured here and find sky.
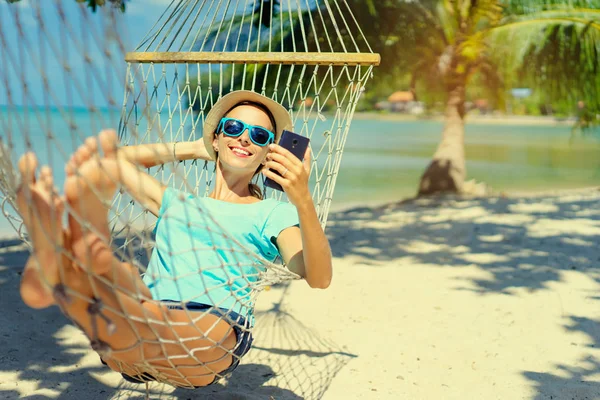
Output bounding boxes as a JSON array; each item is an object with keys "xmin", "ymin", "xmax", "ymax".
[
  {"xmin": 0, "ymin": 0, "xmax": 321, "ymax": 108},
  {"xmin": 0, "ymin": 0, "xmax": 178, "ymax": 107}
]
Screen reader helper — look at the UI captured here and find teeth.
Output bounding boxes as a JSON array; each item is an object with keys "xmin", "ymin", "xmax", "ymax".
[{"xmin": 231, "ymin": 148, "xmax": 250, "ymax": 156}]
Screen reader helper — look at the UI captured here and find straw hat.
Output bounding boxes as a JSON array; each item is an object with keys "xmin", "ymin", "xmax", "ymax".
[{"xmin": 203, "ymin": 90, "xmax": 293, "ymax": 160}]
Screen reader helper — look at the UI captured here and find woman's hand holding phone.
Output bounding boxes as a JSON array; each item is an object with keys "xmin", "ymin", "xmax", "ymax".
[{"xmin": 262, "ymin": 143, "xmax": 312, "ymax": 208}]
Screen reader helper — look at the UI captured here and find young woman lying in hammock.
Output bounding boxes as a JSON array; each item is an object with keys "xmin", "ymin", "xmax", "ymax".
[{"xmin": 16, "ymin": 91, "xmax": 333, "ymax": 388}]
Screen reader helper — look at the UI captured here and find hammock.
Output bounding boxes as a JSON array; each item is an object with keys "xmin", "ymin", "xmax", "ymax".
[{"xmin": 0, "ymin": 0, "xmax": 379, "ymax": 390}]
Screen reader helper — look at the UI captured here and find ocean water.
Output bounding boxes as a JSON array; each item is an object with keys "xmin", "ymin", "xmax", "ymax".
[
  {"xmin": 336, "ymin": 119, "xmax": 600, "ymax": 204},
  {"xmin": 1, "ymin": 107, "xmax": 599, "ymax": 235}
]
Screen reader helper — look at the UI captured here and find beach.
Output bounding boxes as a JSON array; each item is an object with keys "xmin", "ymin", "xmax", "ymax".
[{"xmin": 1, "ymin": 187, "xmax": 599, "ymax": 399}]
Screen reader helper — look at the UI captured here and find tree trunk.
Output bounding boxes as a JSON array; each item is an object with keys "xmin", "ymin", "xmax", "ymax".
[{"xmin": 417, "ymin": 83, "xmax": 467, "ymax": 196}]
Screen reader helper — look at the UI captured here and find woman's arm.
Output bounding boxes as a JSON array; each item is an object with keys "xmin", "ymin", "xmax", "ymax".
[
  {"xmin": 108, "ymin": 157, "xmax": 166, "ymax": 217},
  {"xmin": 262, "ymin": 144, "xmax": 332, "ymax": 289},
  {"xmin": 277, "ymin": 208, "xmax": 333, "ymax": 289},
  {"xmin": 117, "ymin": 140, "xmax": 210, "ymax": 168}
]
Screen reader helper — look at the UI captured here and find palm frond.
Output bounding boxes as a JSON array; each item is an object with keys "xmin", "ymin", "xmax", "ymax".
[
  {"xmin": 504, "ymin": 0, "xmax": 600, "ymax": 15},
  {"xmin": 487, "ymin": 7, "xmax": 600, "ymax": 108},
  {"xmin": 438, "ymin": 0, "xmax": 459, "ymax": 44},
  {"xmin": 464, "ymin": 0, "xmax": 503, "ymax": 32},
  {"xmin": 475, "ymin": 59, "xmax": 506, "ymax": 110}
]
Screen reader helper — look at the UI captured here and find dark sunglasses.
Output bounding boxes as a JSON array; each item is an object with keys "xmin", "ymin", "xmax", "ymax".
[{"xmin": 217, "ymin": 117, "xmax": 275, "ymax": 147}]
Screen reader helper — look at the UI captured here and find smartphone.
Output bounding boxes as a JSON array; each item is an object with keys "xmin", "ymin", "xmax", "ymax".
[{"xmin": 264, "ymin": 130, "xmax": 310, "ymax": 192}]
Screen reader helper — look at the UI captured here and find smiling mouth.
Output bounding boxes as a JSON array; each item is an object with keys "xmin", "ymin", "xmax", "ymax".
[{"xmin": 229, "ymin": 146, "xmax": 252, "ymax": 157}]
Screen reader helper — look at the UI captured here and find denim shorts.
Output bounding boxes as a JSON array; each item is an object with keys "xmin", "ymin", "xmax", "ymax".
[{"xmin": 103, "ymin": 301, "xmax": 253, "ymax": 387}]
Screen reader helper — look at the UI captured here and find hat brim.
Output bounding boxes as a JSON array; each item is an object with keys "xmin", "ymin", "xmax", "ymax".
[{"xmin": 203, "ymin": 90, "xmax": 294, "ymax": 160}]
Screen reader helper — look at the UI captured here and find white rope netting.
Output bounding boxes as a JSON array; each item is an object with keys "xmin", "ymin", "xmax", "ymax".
[{"xmin": 0, "ymin": 0, "xmax": 378, "ymax": 391}]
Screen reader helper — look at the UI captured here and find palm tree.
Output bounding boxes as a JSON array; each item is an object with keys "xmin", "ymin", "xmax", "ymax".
[
  {"xmin": 352, "ymin": 0, "xmax": 599, "ymax": 195},
  {"xmin": 395, "ymin": 0, "xmax": 600, "ymax": 195}
]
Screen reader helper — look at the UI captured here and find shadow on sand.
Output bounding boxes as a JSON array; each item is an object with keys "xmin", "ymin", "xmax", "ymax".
[
  {"xmin": 0, "ymin": 242, "xmax": 354, "ymax": 399},
  {"xmin": 328, "ymin": 192, "xmax": 600, "ymax": 292},
  {"xmin": 327, "ymin": 190, "xmax": 600, "ymax": 398}
]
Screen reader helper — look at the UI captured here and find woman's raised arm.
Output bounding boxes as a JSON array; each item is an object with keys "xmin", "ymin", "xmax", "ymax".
[{"xmin": 117, "ymin": 140, "xmax": 210, "ymax": 168}]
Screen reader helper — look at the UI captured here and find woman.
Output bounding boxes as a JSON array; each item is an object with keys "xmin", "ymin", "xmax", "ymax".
[{"xmin": 16, "ymin": 91, "xmax": 333, "ymax": 388}]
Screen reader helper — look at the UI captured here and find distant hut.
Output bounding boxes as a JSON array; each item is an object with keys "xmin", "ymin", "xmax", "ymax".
[
  {"xmin": 388, "ymin": 91, "xmax": 415, "ymax": 112},
  {"xmin": 474, "ymin": 98, "xmax": 489, "ymax": 114}
]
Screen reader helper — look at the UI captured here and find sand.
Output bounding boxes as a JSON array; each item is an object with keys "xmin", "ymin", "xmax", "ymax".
[{"xmin": 0, "ymin": 188, "xmax": 599, "ymax": 399}]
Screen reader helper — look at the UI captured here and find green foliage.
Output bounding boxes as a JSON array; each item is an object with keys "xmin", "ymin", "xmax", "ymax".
[
  {"xmin": 351, "ymin": 0, "xmax": 600, "ymax": 128},
  {"xmin": 573, "ymin": 104, "xmax": 600, "ymax": 134},
  {"xmin": 505, "ymin": 0, "xmax": 600, "ymax": 14},
  {"xmin": 79, "ymin": 0, "xmax": 128, "ymax": 12},
  {"xmin": 490, "ymin": 5, "xmax": 600, "ymax": 115},
  {"xmin": 6, "ymin": 0, "xmax": 128, "ymax": 12},
  {"xmin": 184, "ymin": 0, "xmax": 599, "ymax": 130}
]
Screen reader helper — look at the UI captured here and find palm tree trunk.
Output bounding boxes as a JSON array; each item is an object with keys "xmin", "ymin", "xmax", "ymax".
[{"xmin": 417, "ymin": 83, "xmax": 467, "ymax": 196}]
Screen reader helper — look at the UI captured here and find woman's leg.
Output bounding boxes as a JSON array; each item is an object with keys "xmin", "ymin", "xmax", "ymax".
[
  {"xmin": 16, "ymin": 132, "xmax": 238, "ymax": 386},
  {"xmin": 17, "ymin": 154, "xmax": 65, "ymax": 309}
]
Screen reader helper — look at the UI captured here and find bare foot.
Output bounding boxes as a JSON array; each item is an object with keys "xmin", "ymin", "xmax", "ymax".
[
  {"xmin": 65, "ymin": 130, "xmax": 117, "ymax": 176},
  {"xmin": 65, "ymin": 130, "xmax": 120, "ymax": 275},
  {"xmin": 17, "ymin": 153, "xmax": 64, "ymax": 309}
]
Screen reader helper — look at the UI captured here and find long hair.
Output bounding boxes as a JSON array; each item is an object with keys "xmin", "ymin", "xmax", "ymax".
[
  {"xmin": 216, "ymin": 101, "xmax": 277, "ymax": 200},
  {"xmin": 248, "ymin": 170, "xmax": 264, "ymax": 200}
]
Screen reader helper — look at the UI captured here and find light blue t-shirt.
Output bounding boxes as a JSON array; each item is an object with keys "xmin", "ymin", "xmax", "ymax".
[{"xmin": 142, "ymin": 188, "xmax": 299, "ymax": 321}]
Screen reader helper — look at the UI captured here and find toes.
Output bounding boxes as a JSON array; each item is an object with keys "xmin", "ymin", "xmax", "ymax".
[
  {"xmin": 66, "ymin": 154, "xmax": 80, "ymax": 176},
  {"xmin": 66, "ymin": 132, "xmax": 116, "ymax": 176},
  {"xmin": 85, "ymin": 137, "xmax": 98, "ymax": 154},
  {"xmin": 39, "ymin": 166, "xmax": 53, "ymax": 191},
  {"xmin": 74, "ymin": 139, "xmax": 96, "ymax": 167},
  {"xmin": 66, "ymin": 155, "xmax": 75, "ymax": 176},
  {"xmin": 99, "ymin": 130, "xmax": 118, "ymax": 159},
  {"xmin": 39, "ymin": 166, "xmax": 64, "ymax": 215},
  {"xmin": 66, "ymin": 136, "xmax": 101, "ymax": 175},
  {"xmin": 18, "ymin": 153, "xmax": 38, "ymax": 185},
  {"xmin": 17, "ymin": 153, "xmax": 38, "ymax": 214}
]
